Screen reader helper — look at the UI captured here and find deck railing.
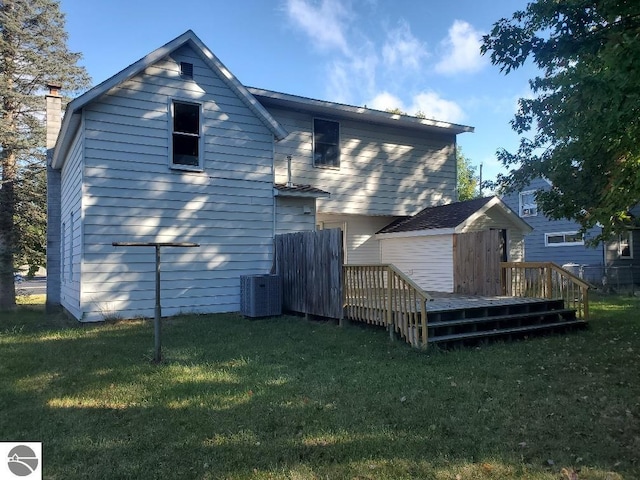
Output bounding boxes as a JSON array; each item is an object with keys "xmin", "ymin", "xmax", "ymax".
[
  {"xmin": 500, "ymin": 262, "xmax": 591, "ymax": 319},
  {"xmin": 343, "ymin": 264, "xmax": 431, "ymax": 347}
]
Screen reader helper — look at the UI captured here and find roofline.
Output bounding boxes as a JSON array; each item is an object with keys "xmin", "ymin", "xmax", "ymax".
[
  {"xmin": 51, "ymin": 30, "xmax": 288, "ymax": 168},
  {"xmin": 376, "ymin": 228, "xmax": 456, "ymax": 240},
  {"xmin": 376, "ymin": 196, "xmax": 533, "ymax": 238},
  {"xmin": 457, "ymin": 196, "xmax": 533, "ymax": 234},
  {"xmin": 247, "ymin": 87, "xmax": 475, "ymax": 135}
]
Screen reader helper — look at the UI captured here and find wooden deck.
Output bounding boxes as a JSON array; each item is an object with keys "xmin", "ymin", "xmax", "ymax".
[
  {"xmin": 343, "ymin": 263, "xmax": 590, "ymax": 349},
  {"xmin": 424, "ymin": 292, "xmax": 552, "ymax": 312}
]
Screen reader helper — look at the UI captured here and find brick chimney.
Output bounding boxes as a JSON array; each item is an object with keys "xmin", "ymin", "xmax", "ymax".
[
  {"xmin": 46, "ymin": 84, "xmax": 62, "ymax": 312},
  {"xmin": 46, "ymin": 84, "xmax": 62, "ymax": 152}
]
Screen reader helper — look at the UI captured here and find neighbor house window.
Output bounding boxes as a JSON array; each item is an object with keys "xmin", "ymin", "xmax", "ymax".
[
  {"xmin": 545, "ymin": 231, "xmax": 584, "ymax": 247},
  {"xmin": 313, "ymin": 118, "xmax": 340, "ymax": 168},
  {"xmin": 618, "ymin": 231, "xmax": 633, "ymax": 258},
  {"xmin": 171, "ymin": 100, "xmax": 201, "ymax": 168},
  {"xmin": 519, "ymin": 190, "xmax": 538, "ymax": 217}
]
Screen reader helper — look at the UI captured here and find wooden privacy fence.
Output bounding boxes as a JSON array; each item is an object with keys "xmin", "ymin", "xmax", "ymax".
[
  {"xmin": 501, "ymin": 262, "xmax": 591, "ymax": 319},
  {"xmin": 343, "ymin": 264, "xmax": 432, "ymax": 348},
  {"xmin": 273, "ymin": 229, "xmax": 343, "ymax": 319}
]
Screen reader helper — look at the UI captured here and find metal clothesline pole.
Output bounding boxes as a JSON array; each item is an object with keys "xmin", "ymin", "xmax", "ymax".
[{"xmin": 112, "ymin": 242, "xmax": 199, "ymax": 363}]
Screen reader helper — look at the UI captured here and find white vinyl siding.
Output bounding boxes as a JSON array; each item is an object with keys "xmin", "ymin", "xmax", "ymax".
[
  {"xmin": 59, "ymin": 126, "xmax": 83, "ymax": 319},
  {"xmin": 381, "ymin": 235, "xmax": 454, "ymax": 292},
  {"xmin": 268, "ymin": 108, "xmax": 456, "ymax": 216},
  {"xmin": 317, "ymin": 214, "xmax": 397, "ymax": 264},
  {"xmin": 275, "ymin": 197, "xmax": 316, "ymax": 235},
  {"xmin": 77, "ymin": 44, "xmax": 275, "ymax": 321}
]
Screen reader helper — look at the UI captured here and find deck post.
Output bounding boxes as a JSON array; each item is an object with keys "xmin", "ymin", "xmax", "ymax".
[{"xmin": 545, "ymin": 266, "xmax": 553, "ymax": 299}]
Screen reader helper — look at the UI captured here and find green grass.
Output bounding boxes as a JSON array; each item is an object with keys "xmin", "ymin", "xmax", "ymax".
[{"xmin": 1, "ymin": 294, "xmax": 639, "ymax": 479}]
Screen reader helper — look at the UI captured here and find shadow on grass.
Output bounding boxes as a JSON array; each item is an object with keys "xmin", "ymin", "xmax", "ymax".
[{"xmin": 0, "ymin": 299, "xmax": 638, "ymax": 479}]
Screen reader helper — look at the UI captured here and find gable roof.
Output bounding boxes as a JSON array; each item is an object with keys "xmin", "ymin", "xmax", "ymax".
[
  {"xmin": 377, "ymin": 196, "xmax": 533, "ymax": 237},
  {"xmin": 248, "ymin": 87, "xmax": 474, "ymax": 135},
  {"xmin": 51, "ymin": 30, "xmax": 288, "ymax": 168}
]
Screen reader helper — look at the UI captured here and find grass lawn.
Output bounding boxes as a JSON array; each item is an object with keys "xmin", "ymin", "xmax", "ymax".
[{"xmin": 1, "ymin": 294, "xmax": 638, "ymax": 479}]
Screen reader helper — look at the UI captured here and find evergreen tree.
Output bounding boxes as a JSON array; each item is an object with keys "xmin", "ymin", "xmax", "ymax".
[{"xmin": 0, "ymin": 0, "xmax": 90, "ymax": 309}]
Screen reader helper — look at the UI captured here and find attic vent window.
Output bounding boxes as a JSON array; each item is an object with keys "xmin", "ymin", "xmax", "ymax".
[{"xmin": 180, "ymin": 62, "xmax": 193, "ymax": 78}]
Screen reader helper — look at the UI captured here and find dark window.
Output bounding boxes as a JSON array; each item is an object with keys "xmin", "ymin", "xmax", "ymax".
[
  {"xmin": 313, "ymin": 118, "xmax": 340, "ymax": 168},
  {"xmin": 180, "ymin": 62, "xmax": 193, "ymax": 79},
  {"xmin": 172, "ymin": 101, "xmax": 200, "ymax": 167}
]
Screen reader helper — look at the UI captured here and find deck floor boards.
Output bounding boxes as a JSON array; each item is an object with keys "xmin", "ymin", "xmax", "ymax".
[{"xmin": 424, "ymin": 293, "xmax": 552, "ymax": 313}]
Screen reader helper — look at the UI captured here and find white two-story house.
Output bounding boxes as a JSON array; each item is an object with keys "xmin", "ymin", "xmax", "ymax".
[{"xmin": 46, "ymin": 30, "xmax": 530, "ymax": 321}]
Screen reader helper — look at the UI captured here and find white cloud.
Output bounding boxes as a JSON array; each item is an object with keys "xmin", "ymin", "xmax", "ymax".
[
  {"xmin": 367, "ymin": 90, "xmax": 465, "ymax": 124},
  {"xmin": 367, "ymin": 91, "xmax": 406, "ymax": 112},
  {"xmin": 410, "ymin": 91, "xmax": 465, "ymax": 123},
  {"xmin": 382, "ymin": 20, "xmax": 429, "ymax": 71},
  {"xmin": 284, "ymin": 0, "xmax": 352, "ymax": 55},
  {"xmin": 435, "ymin": 20, "xmax": 487, "ymax": 75},
  {"xmin": 325, "ymin": 39, "xmax": 378, "ymax": 104}
]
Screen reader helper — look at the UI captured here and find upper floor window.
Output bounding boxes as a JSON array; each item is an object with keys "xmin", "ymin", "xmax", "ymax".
[
  {"xmin": 618, "ymin": 231, "xmax": 633, "ymax": 258},
  {"xmin": 545, "ymin": 231, "xmax": 584, "ymax": 247},
  {"xmin": 313, "ymin": 118, "xmax": 340, "ymax": 168},
  {"xmin": 171, "ymin": 100, "xmax": 201, "ymax": 169},
  {"xmin": 519, "ymin": 190, "xmax": 538, "ymax": 217}
]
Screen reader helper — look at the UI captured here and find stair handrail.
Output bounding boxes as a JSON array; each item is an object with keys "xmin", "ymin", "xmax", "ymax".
[
  {"xmin": 343, "ymin": 264, "xmax": 430, "ymax": 347},
  {"xmin": 500, "ymin": 261, "xmax": 590, "ymax": 319}
]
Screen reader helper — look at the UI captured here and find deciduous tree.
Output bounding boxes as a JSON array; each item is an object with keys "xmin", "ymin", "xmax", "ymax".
[
  {"xmin": 482, "ymin": 0, "xmax": 640, "ymax": 241},
  {"xmin": 457, "ymin": 147, "xmax": 479, "ymax": 201}
]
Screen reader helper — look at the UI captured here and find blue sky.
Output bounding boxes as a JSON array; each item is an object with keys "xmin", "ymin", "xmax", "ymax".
[{"xmin": 59, "ymin": 0, "xmax": 538, "ymax": 186}]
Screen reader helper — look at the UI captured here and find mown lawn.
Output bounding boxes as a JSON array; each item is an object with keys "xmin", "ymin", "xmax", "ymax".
[{"xmin": 1, "ymin": 294, "xmax": 638, "ymax": 479}]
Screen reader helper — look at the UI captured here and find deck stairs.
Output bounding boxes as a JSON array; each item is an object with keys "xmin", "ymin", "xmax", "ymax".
[{"xmin": 424, "ymin": 298, "xmax": 587, "ymax": 346}]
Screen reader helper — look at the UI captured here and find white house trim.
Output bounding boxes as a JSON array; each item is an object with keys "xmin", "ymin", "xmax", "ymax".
[
  {"xmin": 376, "ymin": 228, "xmax": 456, "ymax": 240},
  {"xmin": 248, "ymin": 87, "xmax": 474, "ymax": 136},
  {"xmin": 458, "ymin": 196, "xmax": 533, "ymax": 234}
]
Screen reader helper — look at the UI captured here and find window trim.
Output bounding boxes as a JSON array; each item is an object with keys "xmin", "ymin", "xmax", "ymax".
[
  {"xmin": 544, "ymin": 231, "xmax": 584, "ymax": 247},
  {"xmin": 169, "ymin": 98, "xmax": 204, "ymax": 171},
  {"xmin": 519, "ymin": 190, "xmax": 538, "ymax": 217},
  {"xmin": 618, "ymin": 231, "xmax": 633, "ymax": 259},
  {"xmin": 312, "ymin": 117, "xmax": 340, "ymax": 169}
]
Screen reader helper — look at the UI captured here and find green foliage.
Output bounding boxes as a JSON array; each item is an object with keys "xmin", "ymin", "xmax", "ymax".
[
  {"xmin": 14, "ymin": 163, "xmax": 46, "ymax": 275},
  {"xmin": 0, "ymin": 0, "xmax": 90, "ymax": 307},
  {"xmin": 0, "ymin": 298, "xmax": 639, "ymax": 479},
  {"xmin": 482, "ymin": 0, "xmax": 640, "ymax": 241},
  {"xmin": 456, "ymin": 146, "xmax": 479, "ymax": 201}
]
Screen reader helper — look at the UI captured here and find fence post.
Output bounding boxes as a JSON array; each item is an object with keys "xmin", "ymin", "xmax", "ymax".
[
  {"xmin": 386, "ymin": 267, "xmax": 394, "ymax": 340},
  {"xmin": 545, "ymin": 264, "xmax": 553, "ymax": 299}
]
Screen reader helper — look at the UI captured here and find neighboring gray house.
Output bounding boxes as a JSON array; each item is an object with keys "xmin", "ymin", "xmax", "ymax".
[
  {"xmin": 46, "ymin": 30, "xmax": 479, "ymax": 322},
  {"xmin": 502, "ymin": 178, "xmax": 639, "ymax": 287}
]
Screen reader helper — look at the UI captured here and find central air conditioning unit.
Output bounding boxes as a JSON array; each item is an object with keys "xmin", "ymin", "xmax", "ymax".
[{"xmin": 240, "ymin": 274, "xmax": 282, "ymax": 318}]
